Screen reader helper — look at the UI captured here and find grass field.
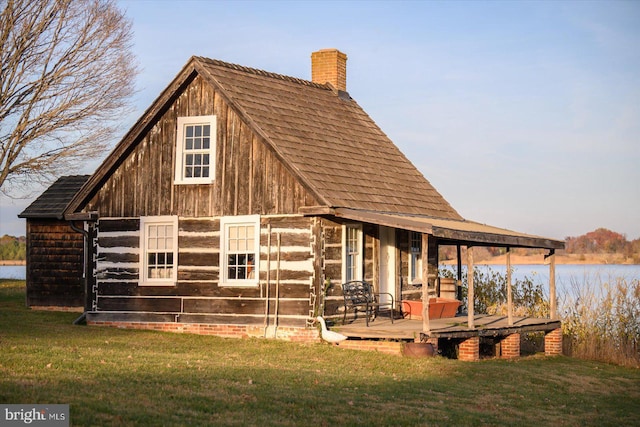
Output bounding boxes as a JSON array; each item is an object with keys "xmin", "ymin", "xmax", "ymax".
[{"xmin": 1, "ymin": 280, "xmax": 638, "ymax": 426}]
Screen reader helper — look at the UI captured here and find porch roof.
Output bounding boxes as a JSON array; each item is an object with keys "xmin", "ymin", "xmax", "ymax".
[{"xmin": 300, "ymin": 206, "xmax": 564, "ymax": 250}]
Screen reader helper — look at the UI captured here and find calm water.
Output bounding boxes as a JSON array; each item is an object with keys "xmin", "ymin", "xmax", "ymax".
[
  {"xmin": 0, "ymin": 265, "xmax": 26, "ymax": 280},
  {"xmin": 441, "ymin": 264, "xmax": 640, "ymax": 297}
]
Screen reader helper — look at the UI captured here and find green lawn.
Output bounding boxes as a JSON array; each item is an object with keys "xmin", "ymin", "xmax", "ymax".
[{"xmin": 1, "ymin": 280, "xmax": 638, "ymax": 426}]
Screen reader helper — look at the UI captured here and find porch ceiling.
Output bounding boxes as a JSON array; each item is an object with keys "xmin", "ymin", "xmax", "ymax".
[{"xmin": 300, "ymin": 206, "xmax": 564, "ymax": 250}]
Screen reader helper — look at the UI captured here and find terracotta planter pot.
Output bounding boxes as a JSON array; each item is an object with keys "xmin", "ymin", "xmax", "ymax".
[{"xmin": 402, "ymin": 298, "xmax": 461, "ymax": 320}]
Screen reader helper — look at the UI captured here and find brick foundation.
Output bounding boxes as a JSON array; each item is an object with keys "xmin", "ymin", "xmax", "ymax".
[
  {"xmin": 87, "ymin": 320, "xmax": 321, "ymax": 343},
  {"xmin": 458, "ymin": 336, "xmax": 480, "ymax": 361},
  {"xmin": 500, "ymin": 333, "xmax": 521, "ymax": 358},
  {"xmin": 545, "ymin": 328, "xmax": 563, "ymax": 356},
  {"xmin": 31, "ymin": 305, "xmax": 84, "ymax": 313},
  {"xmin": 338, "ymin": 340, "xmax": 403, "ymax": 356}
]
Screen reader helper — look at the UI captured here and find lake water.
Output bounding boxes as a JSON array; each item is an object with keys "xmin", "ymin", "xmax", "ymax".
[
  {"xmin": 0, "ymin": 265, "xmax": 26, "ymax": 280},
  {"xmin": 440, "ymin": 264, "xmax": 640, "ymax": 298}
]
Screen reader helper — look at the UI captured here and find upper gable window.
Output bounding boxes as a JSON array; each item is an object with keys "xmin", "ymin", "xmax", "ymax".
[{"xmin": 174, "ymin": 115, "xmax": 216, "ymax": 185}]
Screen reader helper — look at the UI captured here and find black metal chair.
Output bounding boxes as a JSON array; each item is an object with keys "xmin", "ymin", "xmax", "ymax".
[{"xmin": 342, "ymin": 280, "xmax": 394, "ymax": 326}]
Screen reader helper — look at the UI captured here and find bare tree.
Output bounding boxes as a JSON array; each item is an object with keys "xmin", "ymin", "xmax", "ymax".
[{"xmin": 0, "ymin": 0, "xmax": 137, "ymax": 196}]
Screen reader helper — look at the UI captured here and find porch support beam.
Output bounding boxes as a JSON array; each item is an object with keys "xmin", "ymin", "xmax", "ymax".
[
  {"xmin": 467, "ymin": 246, "xmax": 475, "ymax": 329},
  {"xmin": 548, "ymin": 249, "xmax": 557, "ymax": 320},
  {"xmin": 421, "ymin": 234, "xmax": 431, "ymax": 334},
  {"xmin": 421, "ymin": 233, "xmax": 438, "ymax": 335},
  {"xmin": 456, "ymin": 245, "xmax": 463, "ymax": 301},
  {"xmin": 506, "ymin": 247, "xmax": 513, "ymax": 326}
]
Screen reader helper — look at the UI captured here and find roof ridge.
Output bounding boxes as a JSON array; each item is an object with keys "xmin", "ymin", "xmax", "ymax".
[{"xmin": 194, "ymin": 56, "xmax": 329, "ymax": 90}]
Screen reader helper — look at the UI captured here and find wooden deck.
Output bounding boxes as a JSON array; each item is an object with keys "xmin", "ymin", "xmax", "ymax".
[{"xmin": 332, "ymin": 314, "xmax": 561, "ymax": 341}]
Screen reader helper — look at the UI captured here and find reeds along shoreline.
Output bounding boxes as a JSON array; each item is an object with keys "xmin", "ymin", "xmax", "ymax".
[{"xmin": 559, "ymin": 274, "xmax": 640, "ymax": 367}]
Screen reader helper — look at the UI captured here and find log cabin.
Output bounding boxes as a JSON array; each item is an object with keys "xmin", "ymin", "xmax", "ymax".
[{"xmin": 23, "ymin": 49, "xmax": 565, "ymax": 359}]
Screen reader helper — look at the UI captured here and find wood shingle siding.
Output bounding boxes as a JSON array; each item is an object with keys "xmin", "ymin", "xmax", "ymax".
[
  {"xmin": 25, "ymin": 220, "xmax": 84, "ymax": 307},
  {"xmin": 20, "ymin": 176, "xmax": 92, "ymax": 309}
]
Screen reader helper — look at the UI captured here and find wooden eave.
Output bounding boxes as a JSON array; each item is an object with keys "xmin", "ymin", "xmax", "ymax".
[{"xmin": 301, "ymin": 206, "xmax": 564, "ymax": 250}]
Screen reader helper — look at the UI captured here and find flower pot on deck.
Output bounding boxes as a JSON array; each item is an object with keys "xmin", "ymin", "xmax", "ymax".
[{"xmin": 402, "ymin": 298, "xmax": 461, "ymax": 320}]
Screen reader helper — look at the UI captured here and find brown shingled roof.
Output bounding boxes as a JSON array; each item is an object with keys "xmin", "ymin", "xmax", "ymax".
[
  {"xmin": 193, "ymin": 56, "xmax": 462, "ymax": 219},
  {"xmin": 20, "ymin": 175, "xmax": 91, "ymax": 219}
]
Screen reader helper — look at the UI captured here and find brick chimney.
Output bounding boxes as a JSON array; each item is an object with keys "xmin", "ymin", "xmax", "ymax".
[{"xmin": 311, "ymin": 49, "xmax": 347, "ymax": 92}]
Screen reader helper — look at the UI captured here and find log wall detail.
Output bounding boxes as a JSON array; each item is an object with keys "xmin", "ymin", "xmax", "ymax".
[{"xmin": 92, "ymin": 215, "xmax": 315, "ymax": 328}]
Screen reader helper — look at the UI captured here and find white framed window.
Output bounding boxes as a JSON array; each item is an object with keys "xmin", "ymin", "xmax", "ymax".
[
  {"xmin": 409, "ymin": 231, "xmax": 423, "ymax": 285},
  {"xmin": 342, "ymin": 224, "xmax": 363, "ymax": 283},
  {"xmin": 220, "ymin": 215, "xmax": 260, "ymax": 287},
  {"xmin": 174, "ymin": 115, "xmax": 216, "ymax": 185},
  {"xmin": 139, "ymin": 216, "xmax": 178, "ymax": 286}
]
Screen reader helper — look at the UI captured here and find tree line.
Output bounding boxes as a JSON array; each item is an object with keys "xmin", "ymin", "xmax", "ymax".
[
  {"xmin": 0, "ymin": 235, "xmax": 26, "ymax": 261},
  {"xmin": 564, "ymin": 227, "xmax": 640, "ymax": 256},
  {"xmin": 440, "ymin": 227, "xmax": 640, "ymax": 263}
]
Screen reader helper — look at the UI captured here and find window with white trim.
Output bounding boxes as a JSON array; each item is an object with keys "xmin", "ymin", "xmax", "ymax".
[
  {"xmin": 174, "ymin": 115, "xmax": 216, "ymax": 184},
  {"xmin": 220, "ymin": 215, "xmax": 260, "ymax": 287},
  {"xmin": 409, "ymin": 231, "xmax": 423, "ymax": 285},
  {"xmin": 342, "ymin": 224, "xmax": 363, "ymax": 283},
  {"xmin": 140, "ymin": 216, "xmax": 178, "ymax": 286}
]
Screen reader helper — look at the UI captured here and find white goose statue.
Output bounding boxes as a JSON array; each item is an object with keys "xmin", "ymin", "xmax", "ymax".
[{"xmin": 316, "ymin": 316, "xmax": 347, "ymax": 344}]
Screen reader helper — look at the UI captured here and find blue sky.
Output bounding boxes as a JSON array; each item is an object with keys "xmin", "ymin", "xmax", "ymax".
[{"xmin": 1, "ymin": 0, "xmax": 638, "ymax": 240}]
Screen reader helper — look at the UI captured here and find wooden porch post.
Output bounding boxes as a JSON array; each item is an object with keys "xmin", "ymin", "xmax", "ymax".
[
  {"xmin": 456, "ymin": 245, "xmax": 462, "ymax": 301},
  {"xmin": 549, "ymin": 249, "xmax": 557, "ymax": 320},
  {"xmin": 506, "ymin": 247, "xmax": 513, "ymax": 326},
  {"xmin": 467, "ymin": 246, "xmax": 475, "ymax": 329},
  {"xmin": 421, "ymin": 233, "xmax": 431, "ymax": 334}
]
